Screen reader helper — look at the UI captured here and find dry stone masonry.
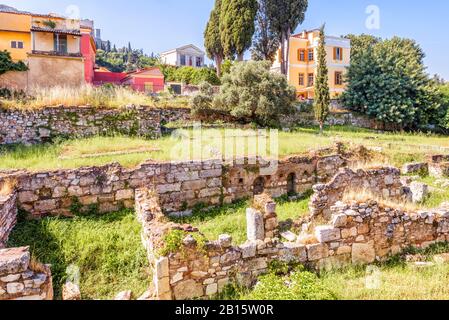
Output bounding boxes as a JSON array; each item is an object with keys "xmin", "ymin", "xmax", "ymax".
[
  {"xmin": 135, "ymin": 165, "xmax": 449, "ymax": 300},
  {"xmin": 0, "ymin": 151, "xmax": 349, "ymax": 218},
  {"xmin": 0, "ymin": 247, "xmax": 53, "ymax": 300},
  {"xmin": 0, "ymin": 106, "xmax": 190, "ymax": 145},
  {"xmin": 0, "ymin": 192, "xmax": 17, "ymax": 248}
]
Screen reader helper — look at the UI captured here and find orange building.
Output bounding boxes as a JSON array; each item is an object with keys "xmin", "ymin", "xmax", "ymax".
[
  {"xmin": 272, "ymin": 29, "xmax": 351, "ymax": 100},
  {"xmin": 0, "ymin": 5, "xmax": 96, "ymax": 89}
]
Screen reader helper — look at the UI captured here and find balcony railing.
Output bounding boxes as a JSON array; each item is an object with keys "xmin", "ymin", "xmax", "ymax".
[{"xmin": 31, "ymin": 50, "xmax": 82, "ymax": 58}]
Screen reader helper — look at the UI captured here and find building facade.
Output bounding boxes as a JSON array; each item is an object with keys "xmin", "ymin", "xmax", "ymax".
[
  {"xmin": 160, "ymin": 44, "xmax": 205, "ymax": 68},
  {"xmin": 272, "ymin": 29, "xmax": 351, "ymax": 100},
  {"xmin": 0, "ymin": 5, "xmax": 96, "ymax": 89}
]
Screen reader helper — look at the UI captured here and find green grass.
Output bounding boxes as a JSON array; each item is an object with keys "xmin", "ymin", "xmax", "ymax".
[
  {"xmin": 171, "ymin": 195, "xmax": 311, "ymax": 244},
  {"xmin": 416, "ymin": 176, "xmax": 449, "ymax": 208},
  {"xmin": 2, "ymin": 125, "xmax": 449, "ymax": 171},
  {"xmin": 7, "ymin": 210, "xmax": 151, "ymax": 300}
]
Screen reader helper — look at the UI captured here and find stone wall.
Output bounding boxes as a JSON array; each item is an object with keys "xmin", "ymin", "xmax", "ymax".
[
  {"xmin": 0, "ymin": 246, "xmax": 53, "ymax": 300},
  {"xmin": 309, "ymin": 167, "xmax": 408, "ymax": 219},
  {"xmin": 136, "ymin": 169, "xmax": 449, "ymax": 300},
  {"xmin": 0, "ymin": 192, "xmax": 17, "ymax": 248},
  {"xmin": 282, "ymin": 111, "xmax": 400, "ymax": 131},
  {"xmin": 428, "ymin": 155, "xmax": 449, "ymax": 178},
  {"xmin": 0, "ymin": 106, "xmax": 191, "ymax": 145},
  {"xmin": 0, "ymin": 152, "xmax": 348, "ymax": 218}
]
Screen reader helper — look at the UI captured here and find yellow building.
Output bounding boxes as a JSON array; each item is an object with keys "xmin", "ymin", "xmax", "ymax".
[
  {"xmin": 272, "ymin": 29, "xmax": 351, "ymax": 100},
  {"xmin": 0, "ymin": 5, "xmax": 95, "ymax": 89}
]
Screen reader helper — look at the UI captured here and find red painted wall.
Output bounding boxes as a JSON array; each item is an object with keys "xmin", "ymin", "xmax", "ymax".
[
  {"xmin": 80, "ymin": 34, "xmax": 96, "ymax": 84},
  {"xmin": 131, "ymin": 77, "xmax": 165, "ymax": 92},
  {"xmin": 93, "ymin": 71, "xmax": 128, "ymax": 85}
]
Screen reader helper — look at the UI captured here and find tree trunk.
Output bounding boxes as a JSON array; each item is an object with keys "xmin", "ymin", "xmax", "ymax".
[
  {"xmin": 284, "ymin": 28, "xmax": 291, "ymax": 77},
  {"xmin": 280, "ymin": 32, "xmax": 286, "ymax": 75},
  {"xmin": 215, "ymin": 56, "xmax": 223, "ymax": 77},
  {"xmin": 319, "ymin": 122, "xmax": 324, "ymax": 135},
  {"xmin": 237, "ymin": 53, "xmax": 244, "ymax": 61}
]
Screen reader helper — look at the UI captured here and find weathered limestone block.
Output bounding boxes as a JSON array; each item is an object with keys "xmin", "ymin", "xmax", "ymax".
[
  {"xmin": 62, "ymin": 282, "xmax": 81, "ymax": 300},
  {"xmin": 173, "ymin": 279, "xmax": 204, "ymax": 300},
  {"xmin": 0, "ymin": 247, "xmax": 30, "ymax": 274},
  {"xmin": 115, "ymin": 290, "xmax": 132, "ymax": 300},
  {"xmin": 218, "ymin": 234, "xmax": 232, "ymax": 248},
  {"xmin": 315, "ymin": 226, "xmax": 341, "ymax": 243},
  {"xmin": 240, "ymin": 241, "xmax": 257, "ymax": 259},
  {"xmin": 280, "ymin": 243, "xmax": 307, "ymax": 262},
  {"xmin": 307, "ymin": 243, "xmax": 329, "ymax": 261},
  {"xmin": 352, "ymin": 242, "xmax": 376, "ymax": 265},
  {"xmin": 402, "ymin": 162, "xmax": 428, "ymax": 175},
  {"xmin": 246, "ymin": 208, "xmax": 265, "ymax": 241},
  {"xmin": 409, "ymin": 182, "xmax": 429, "ymax": 203}
]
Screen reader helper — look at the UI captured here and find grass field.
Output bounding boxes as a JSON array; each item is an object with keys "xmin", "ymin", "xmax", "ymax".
[
  {"xmin": 1, "ymin": 125, "xmax": 449, "ymax": 171},
  {"xmin": 7, "ymin": 210, "xmax": 150, "ymax": 300}
]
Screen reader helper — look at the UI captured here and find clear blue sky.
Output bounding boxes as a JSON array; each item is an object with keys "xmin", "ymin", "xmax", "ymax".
[{"xmin": 3, "ymin": 0, "xmax": 448, "ymax": 79}]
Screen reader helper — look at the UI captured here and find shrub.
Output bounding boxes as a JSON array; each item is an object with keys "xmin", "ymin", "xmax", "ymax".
[
  {"xmin": 342, "ymin": 36, "xmax": 442, "ymax": 130},
  {"xmin": 191, "ymin": 68, "xmax": 221, "ymax": 85},
  {"xmin": 0, "ymin": 50, "xmax": 28, "ymax": 75},
  {"xmin": 190, "ymin": 82, "xmax": 216, "ymax": 117},
  {"xmin": 213, "ymin": 60, "xmax": 296, "ymax": 127}
]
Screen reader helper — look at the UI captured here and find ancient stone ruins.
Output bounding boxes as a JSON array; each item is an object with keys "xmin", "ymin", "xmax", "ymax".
[{"xmin": 1, "ymin": 140, "xmax": 449, "ymax": 300}]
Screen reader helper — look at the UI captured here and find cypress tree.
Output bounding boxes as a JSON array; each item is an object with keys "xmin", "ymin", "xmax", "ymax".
[
  {"xmin": 314, "ymin": 25, "xmax": 330, "ymax": 135},
  {"xmin": 205, "ymin": 0, "xmax": 224, "ymax": 76},
  {"xmin": 220, "ymin": 0, "xmax": 258, "ymax": 61}
]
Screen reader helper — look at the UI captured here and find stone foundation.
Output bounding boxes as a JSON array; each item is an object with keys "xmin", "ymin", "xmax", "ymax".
[
  {"xmin": 309, "ymin": 167, "xmax": 408, "ymax": 219},
  {"xmin": 0, "ymin": 192, "xmax": 17, "ymax": 248},
  {"xmin": 0, "ymin": 247, "xmax": 53, "ymax": 300},
  {"xmin": 135, "ymin": 164, "xmax": 449, "ymax": 300},
  {"xmin": 0, "ymin": 152, "xmax": 349, "ymax": 218},
  {"xmin": 428, "ymin": 155, "xmax": 449, "ymax": 178}
]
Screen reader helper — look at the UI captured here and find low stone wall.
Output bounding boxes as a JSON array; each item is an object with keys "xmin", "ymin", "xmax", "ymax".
[
  {"xmin": 282, "ymin": 111, "xmax": 400, "ymax": 131},
  {"xmin": 309, "ymin": 167, "xmax": 407, "ymax": 219},
  {"xmin": 0, "ymin": 152, "xmax": 348, "ymax": 218},
  {"xmin": 0, "ymin": 106, "xmax": 191, "ymax": 145},
  {"xmin": 0, "ymin": 192, "xmax": 17, "ymax": 248},
  {"xmin": 0, "ymin": 247, "xmax": 53, "ymax": 300}
]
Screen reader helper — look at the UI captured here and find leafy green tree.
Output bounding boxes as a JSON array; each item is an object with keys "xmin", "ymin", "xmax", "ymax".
[
  {"xmin": 251, "ymin": 0, "xmax": 279, "ymax": 62},
  {"xmin": 313, "ymin": 25, "xmax": 330, "ymax": 134},
  {"xmin": 191, "ymin": 68, "xmax": 221, "ymax": 85},
  {"xmin": 190, "ymin": 82, "xmax": 216, "ymax": 118},
  {"xmin": 266, "ymin": 0, "xmax": 308, "ymax": 75},
  {"xmin": 214, "ymin": 60, "xmax": 296, "ymax": 126},
  {"xmin": 0, "ymin": 50, "xmax": 28, "ymax": 75},
  {"xmin": 342, "ymin": 36, "xmax": 443, "ymax": 130},
  {"xmin": 220, "ymin": 59, "xmax": 233, "ymax": 77},
  {"xmin": 205, "ymin": 0, "xmax": 224, "ymax": 76},
  {"xmin": 344, "ymin": 34, "xmax": 380, "ymax": 58},
  {"xmin": 220, "ymin": 0, "xmax": 258, "ymax": 61}
]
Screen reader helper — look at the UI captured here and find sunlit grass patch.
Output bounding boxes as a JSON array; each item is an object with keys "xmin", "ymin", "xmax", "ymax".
[{"xmin": 7, "ymin": 209, "xmax": 150, "ymax": 300}]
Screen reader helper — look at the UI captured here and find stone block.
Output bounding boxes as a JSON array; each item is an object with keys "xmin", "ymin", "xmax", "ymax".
[
  {"xmin": 246, "ymin": 208, "xmax": 264, "ymax": 241},
  {"xmin": 6, "ymin": 282, "xmax": 24, "ymax": 294},
  {"xmin": 205, "ymin": 283, "xmax": 218, "ymax": 296},
  {"xmin": 115, "ymin": 290, "xmax": 132, "ymax": 300},
  {"xmin": 240, "ymin": 241, "xmax": 257, "ymax": 259},
  {"xmin": 218, "ymin": 234, "xmax": 232, "ymax": 248},
  {"xmin": 315, "ymin": 226, "xmax": 341, "ymax": 243},
  {"xmin": 352, "ymin": 242, "xmax": 376, "ymax": 265},
  {"xmin": 307, "ymin": 243, "xmax": 329, "ymax": 261},
  {"xmin": 62, "ymin": 282, "xmax": 81, "ymax": 300},
  {"xmin": 409, "ymin": 182, "xmax": 429, "ymax": 203},
  {"xmin": 173, "ymin": 279, "xmax": 204, "ymax": 300},
  {"xmin": 0, "ymin": 247, "xmax": 30, "ymax": 274},
  {"xmin": 156, "ymin": 257, "xmax": 169, "ymax": 279},
  {"xmin": 332, "ymin": 214, "xmax": 348, "ymax": 228}
]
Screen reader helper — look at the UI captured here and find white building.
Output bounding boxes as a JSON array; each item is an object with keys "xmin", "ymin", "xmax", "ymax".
[{"xmin": 160, "ymin": 44, "xmax": 205, "ymax": 68}]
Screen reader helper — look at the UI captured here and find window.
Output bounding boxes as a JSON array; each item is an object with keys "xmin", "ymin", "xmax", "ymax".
[
  {"xmin": 196, "ymin": 57, "xmax": 202, "ymax": 67},
  {"xmin": 334, "ymin": 47, "xmax": 343, "ymax": 61},
  {"xmin": 298, "ymin": 49, "xmax": 306, "ymax": 62},
  {"xmin": 180, "ymin": 55, "xmax": 186, "ymax": 66},
  {"xmin": 298, "ymin": 73, "xmax": 305, "ymax": 86},
  {"xmin": 308, "ymin": 49, "xmax": 314, "ymax": 61},
  {"xmin": 335, "ymin": 71, "xmax": 343, "ymax": 85},
  {"xmin": 11, "ymin": 41, "xmax": 25, "ymax": 49},
  {"xmin": 308, "ymin": 73, "xmax": 314, "ymax": 86},
  {"xmin": 53, "ymin": 34, "xmax": 67, "ymax": 54}
]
